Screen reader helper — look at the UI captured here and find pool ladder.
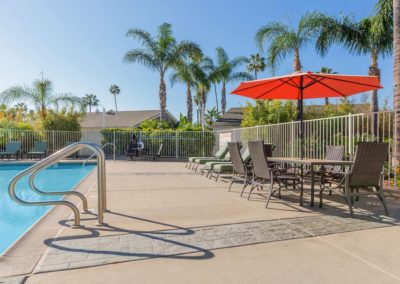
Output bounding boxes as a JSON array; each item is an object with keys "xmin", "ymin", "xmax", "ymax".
[
  {"xmin": 8, "ymin": 142, "xmax": 107, "ymax": 228},
  {"xmin": 82, "ymin": 142, "xmax": 116, "ymax": 167}
]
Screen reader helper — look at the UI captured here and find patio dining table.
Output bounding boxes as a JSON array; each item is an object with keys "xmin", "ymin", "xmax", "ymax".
[{"xmin": 269, "ymin": 157, "xmax": 354, "ymax": 207}]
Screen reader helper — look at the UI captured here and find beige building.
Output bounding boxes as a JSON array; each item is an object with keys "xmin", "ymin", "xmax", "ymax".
[{"xmin": 80, "ymin": 110, "xmax": 177, "ymax": 130}]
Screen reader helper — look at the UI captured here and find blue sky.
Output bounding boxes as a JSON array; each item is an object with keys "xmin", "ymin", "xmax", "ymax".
[{"xmin": 0, "ymin": 0, "xmax": 393, "ymax": 118}]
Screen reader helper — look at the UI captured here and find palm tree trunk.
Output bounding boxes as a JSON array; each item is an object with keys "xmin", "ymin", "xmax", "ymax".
[
  {"xmin": 369, "ymin": 49, "xmax": 380, "ymax": 138},
  {"xmin": 293, "ymin": 49, "xmax": 302, "ymax": 121},
  {"xmin": 324, "ymin": 98, "xmax": 329, "ymax": 105},
  {"xmin": 201, "ymin": 91, "xmax": 206, "ymax": 130},
  {"xmin": 214, "ymin": 84, "xmax": 219, "ymax": 112},
  {"xmin": 186, "ymin": 83, "xmax": 193, "ymax": 123},
  {"xmin": 254, "ymin": 70, "xmax": 257, "ymax": 79},
  {"xmin": 89, "ymin": 105, "xmax": 92, "ymax": 113},
  {"xmin": 114, "ymin": 94, "xmax": 118, "ymax": 112},
  {"xmin": 394, "ymin": 0, "xmax": 400, "ymax": 166},
  {"xmin": 221, "ymin": 83, "xmax": 226, "ymax": 115},
  {"xmin": 159, "ymin": 71, "xmax": 167, "ymax": 121}
]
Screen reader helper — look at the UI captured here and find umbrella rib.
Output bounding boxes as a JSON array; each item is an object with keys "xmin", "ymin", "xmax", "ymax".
[
  {"xmin": 233, "ymin": 79, "xmax": 282, "ymax": 93},
  {"xmin": 303, "ymin": 76, "xmax": 325, "ymax": 89},
  {"xmin": 282, "ymin": 77, "xmax": 300, "ymax": 88},
  {"xmin": 312, "ymin": 74, "xmax": 381, "ymax": 88},
  {"xmin": 314, "ymin": 80, "xmax": 346, "ymax": 97},
  {"xmin": 255, "ymin": 79, "xmax": 293, "ymax": 99}
]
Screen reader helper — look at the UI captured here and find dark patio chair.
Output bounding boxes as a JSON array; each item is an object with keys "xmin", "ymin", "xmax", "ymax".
[
  {"xmin": 27, "ymin": 141, "xmax": 49, "ymax": 159},
  {"xmin": 227, "ymin": 142, "xmax": 253, "ymax": 195},
  {"xmin": 147, "ymin": 143, "xmax": 163, "ymax": 161},
  {"xmin": 247, "ymin": 140, "xmax": 300, "ymax": 208},
  {"xmin": 341, "ymin": 142, "xmax": 389, "ymax": 217},
  {"xmin": 0, "ymin": 141, "xmax": 21, "ymax": 160}
]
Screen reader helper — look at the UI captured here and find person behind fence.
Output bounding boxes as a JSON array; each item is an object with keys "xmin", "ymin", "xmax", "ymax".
[{"xmin": 126, "ymin": 135, "xmax": 139, "ymax": 159}]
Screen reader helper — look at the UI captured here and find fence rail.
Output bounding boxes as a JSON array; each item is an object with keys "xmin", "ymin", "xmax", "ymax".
[
  {"xmin": 1, "ymin": 111, "xmax": 398, "ymax": 190},
  {"xmin": 0, "ymin": 129, "xmax": 215, "ymax": 159},
  {"xmin": 215, "ymin": 111, "xmax": 398, "ymax": 191}
]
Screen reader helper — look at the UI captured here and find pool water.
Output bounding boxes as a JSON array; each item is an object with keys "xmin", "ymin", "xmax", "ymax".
[{"xmin": 0, "ymin": 163, "xmax": 95, "ymax": 255}]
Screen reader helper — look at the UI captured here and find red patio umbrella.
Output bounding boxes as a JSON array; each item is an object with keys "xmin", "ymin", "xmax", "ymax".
[{"xmin": 231, "ymin": 71, "xmax": 383, "ymax": 158}]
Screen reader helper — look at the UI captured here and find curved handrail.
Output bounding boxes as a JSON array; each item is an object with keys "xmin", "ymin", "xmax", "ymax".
[
  {"xmin": 8, "ymin": 142, "xmax": 107, "ymax": 227},
  {"xmin": 83, "ymin": 143, "xmax": 115, "ymax": 167}
]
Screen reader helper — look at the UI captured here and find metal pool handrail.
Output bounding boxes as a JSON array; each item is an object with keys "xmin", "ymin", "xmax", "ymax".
[
  {"xmin": 82, "ymin": 143, "xmax": 116, "ymax": 167},
  {"xmin": 8, "ymin": 142, "xmax": 107, "ymax": 228}
]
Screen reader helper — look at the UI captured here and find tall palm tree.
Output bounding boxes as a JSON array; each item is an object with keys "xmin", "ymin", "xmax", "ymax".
[
  {"xmin": 109, "ymin": 85, "xmax": 120, "ymax": 112},
  {"xmin": 213, "ymin": 47, "xmax": 252, "ymax": 114},
  {"xmin": 394, "ymin": 0, "xmax": 400, "ymax": 165},
  {"xmin": 316, "ymin": 6, "xmax": 392, "ymax": 136},
  {"xmin": 83, "ymin": 94, "xmax": 99, "ymax": 112},
  {"xmin": 191, "ymin": 57, "xmax": 214, "ymax": 130},
  {"xmin": 318, "ymin": 67, "xmax": 338, "ymax": 105},
  {"xmin": 256, "ymin": 12, "xmax": 325, "ymax": 119},
  {"xmin": 0, "ymin": 78, "xmax": 81, "ymax": 118},
  {"xmin": 247, "ymin": 53, "xmax": 266, "ymax": 79},
  {"xmin": 170, "ymin": 61, "xmax": 197, "ymax": 122},
  {"xmin": 124, "ymin": 23, "xmax": 202, "ymax": 120}
]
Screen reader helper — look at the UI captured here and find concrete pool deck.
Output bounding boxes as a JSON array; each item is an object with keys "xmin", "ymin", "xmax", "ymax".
[{"xmin": 1, "ymin": 161, "xmax": 400, "ymax": 283}]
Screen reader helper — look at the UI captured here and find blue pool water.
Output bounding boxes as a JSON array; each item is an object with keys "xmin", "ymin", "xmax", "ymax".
[{"xmin": 0, "ymin": 163, "xmax": 95, "ymax": 255}]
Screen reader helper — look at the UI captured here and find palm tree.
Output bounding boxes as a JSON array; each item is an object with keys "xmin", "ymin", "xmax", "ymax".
[
  {"xmin": 205, "ymin": 106, "xmax": 221, "ymax": 126},
  {"xmin": 124, "ymin": 23, "xmax": 202, "ymax": 120},
  {"xmin": 191, "ymin": 57, "xmax": 214, "ymax": 130},
  {"xmin": 213, "ymin": 47, "xmax": 252, "ymax": 114},
  {"xmin": 318, "ymin": 67, "xmax": 338, "ymax": 105},
  {"xmin": 0, "ymin": 77, "xmax": 81, "ymax": 118},
  {"xmin": 83, "ymin": 94, "xmax": 99, "ymax": 112},
  {"xmin": 170, "ymin": 61, "xmax": 198, "ymax": 123},
  {"xmin": 109, "ymin": 85, "xmax": 120, "ymax": 112},
  {"xmin": 316, "ymin": 6, "xmax": 392, "ymax": 136},
  {"xmin": 394, "ymin": 0, "xmax": 400, "ymax": 165},
  {"xmin": 247, "ymin": 53, "xmax": 266, "ymax": 79},
  {"xmin": 256, "ymin": 12, "xmax": 325, "ymax": 119}
]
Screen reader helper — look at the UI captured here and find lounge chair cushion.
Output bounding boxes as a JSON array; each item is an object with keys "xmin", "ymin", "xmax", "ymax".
[
  {"xmin": 204, "ymin": 161, "xmax": 231, "ymax": 170},
  {"xmin": 188, "ymin": 143, "xmax": 229, "ymax": 162},
  {"xmin": 213, "ymin": 163, "xmax": 234, "ymax": 172}
]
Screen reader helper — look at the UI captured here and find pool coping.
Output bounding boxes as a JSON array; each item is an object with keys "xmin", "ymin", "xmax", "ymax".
[{"xmin": 0, "ymin": 164, "xmax": 98, "ymax": 278}]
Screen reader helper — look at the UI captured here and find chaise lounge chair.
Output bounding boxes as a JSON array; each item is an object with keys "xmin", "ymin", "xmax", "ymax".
[
  {"xmin": 0, "ymin": 141, "xmax": 22, "ymax": 160},
  {"xmin": 27, "ymin": 141, "xmax": 49, "ymax": 159},
  {"xmin": 206, "ymin": 147, "xmax": 251, "ymax": 181},
  {"xmin": 192, "ymin": 147, "xmax": 231, "ymax": 172},
  {"xmin": 186, "ymin": 143, "xmax": 229, "ymax": 171}
]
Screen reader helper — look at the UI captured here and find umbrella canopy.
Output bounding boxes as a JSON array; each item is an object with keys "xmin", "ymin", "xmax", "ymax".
[
  {"xmin": 231, "ymin": 71, "xmax": 382, "ymax": 100},
  {"xmin": 231, "ymin": 71, "xmax": 383, "ymax": 158}
]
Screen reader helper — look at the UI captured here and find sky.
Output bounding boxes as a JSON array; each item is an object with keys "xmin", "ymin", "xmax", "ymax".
[{"xmin": 0, "ymin": 0, "xmax": 393, "ymax": 119}]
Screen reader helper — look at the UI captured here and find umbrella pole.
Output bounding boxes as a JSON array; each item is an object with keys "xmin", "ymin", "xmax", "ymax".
[{"xmin": 299, "ymin": 76, "xmax": 304, "ymax": 159}]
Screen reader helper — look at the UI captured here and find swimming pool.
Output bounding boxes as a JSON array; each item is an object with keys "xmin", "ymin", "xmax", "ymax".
[{"xmin": 0, "ymin": 163, "xmax": 95, "ymax": 255}]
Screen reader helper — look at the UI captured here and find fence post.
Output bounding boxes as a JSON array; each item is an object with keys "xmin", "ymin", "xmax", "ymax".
[
  {"xmin": 348, "ymin": 113, "xmax": 353, "ymax": 158},
  {"xmin": 175, "ymin": 131, "xmax": 179, "ymax": 159},
  {"xmin": 52, "ymin": 130, "xmax": 55, "ymax": 152},
  {"xmin": 291, "ymin": 122, "xmax": 294, "ymax": 158}
]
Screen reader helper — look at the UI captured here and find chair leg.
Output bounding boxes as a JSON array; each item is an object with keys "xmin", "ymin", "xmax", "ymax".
[
  {"xmin": 215, "ymin": 171, "xmax": 221, "ymax": 181},
  {"xmin": 265, "ymin": 182, "xmax": 275, "ymax": 208},
  {"xmin": 247, "ymin": 183, "xmax": 256, "ymax": 199},
  {"xmin": 241, "ymin": 177, "xmax": 249, "ymax": 197},
  {"xmin": 228, "ymin": 175, "xmax": 235, "ymax": 191},
  {"xmin": 319, "ymin": 185, "xmax": 325, "ymax": 208},
  {"xmin": 376, "ymin": 187, "xmax": 389, "ymax": 216},
  {"xmin": 345, "ymin": 187, "xmax": 354, "ymax": 217}
]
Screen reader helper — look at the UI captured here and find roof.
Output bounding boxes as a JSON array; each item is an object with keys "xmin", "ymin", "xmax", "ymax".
[
  {"xmin": 213, "ymin": 108, "xmax": 244, "ymax": 127},
  {"xmin": 80, "ymin": 110, "xmax": 177, "ymax": 129}
]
